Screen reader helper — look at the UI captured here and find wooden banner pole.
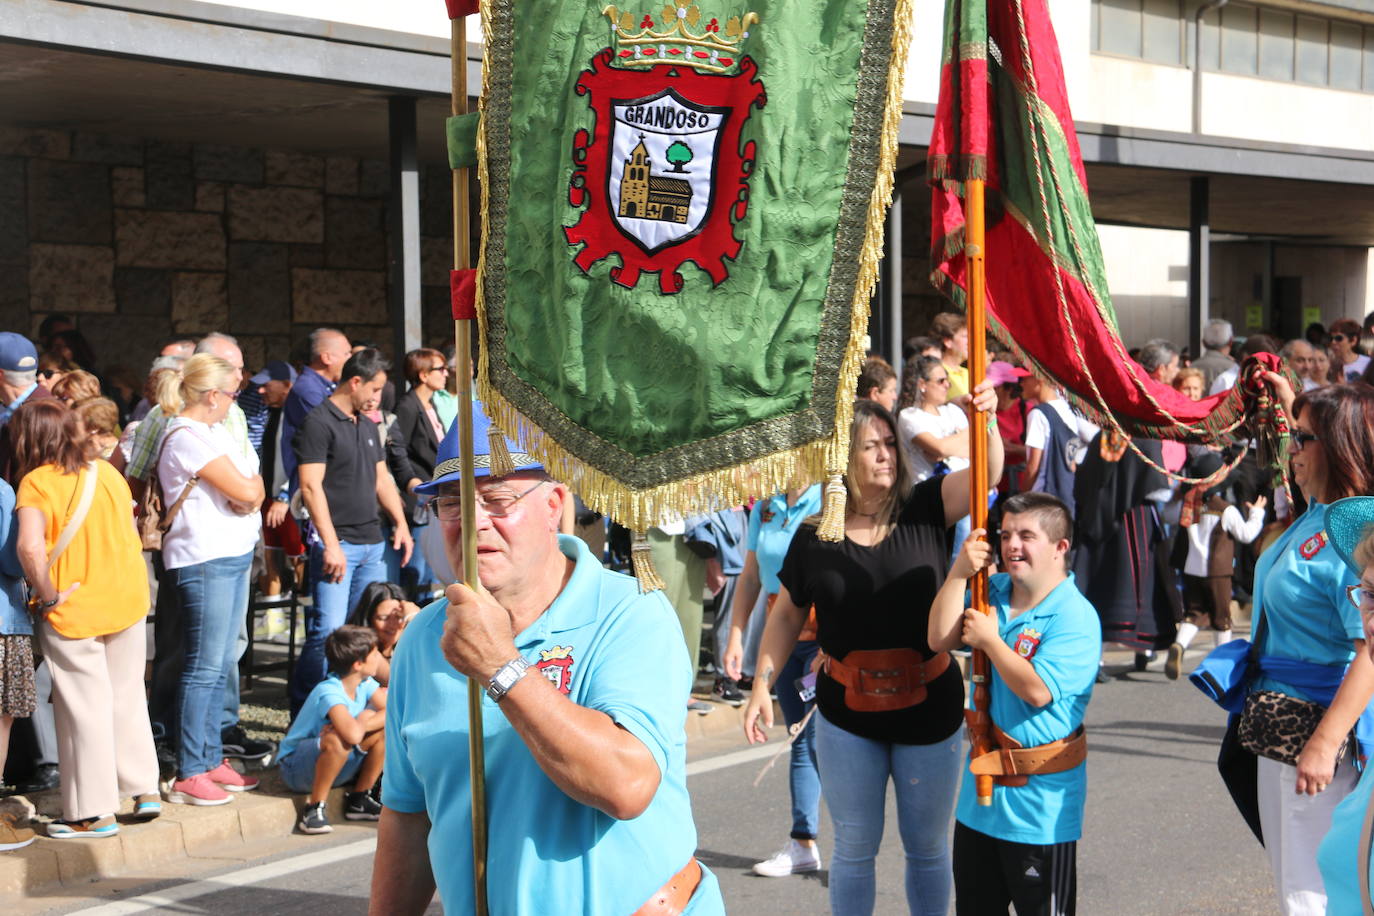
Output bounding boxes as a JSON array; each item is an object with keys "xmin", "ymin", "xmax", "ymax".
[
  {"xmin": 449, "ymin": 13, "xmax": 489, "ymax": 914},
  {"xmin": 965, "ymin": 177, "xmax": 995, "ymax": 807}
]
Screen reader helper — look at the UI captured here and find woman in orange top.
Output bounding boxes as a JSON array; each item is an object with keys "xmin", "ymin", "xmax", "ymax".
[{"xmin": 12, "ymin": 400, "xmax": 159, "ymax": 838}]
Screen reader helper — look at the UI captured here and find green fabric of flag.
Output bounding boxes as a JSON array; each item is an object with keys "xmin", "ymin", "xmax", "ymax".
[{"xmin": 475, "ymin": 0, "xmax": 913, "ymax": 530}]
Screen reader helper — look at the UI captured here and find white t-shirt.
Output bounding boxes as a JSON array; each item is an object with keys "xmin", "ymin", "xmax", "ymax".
[
  {"xmin": 897, "ymin": 404, "xmax": 969, "ymax": 482},
  {"xmin": 1340, "ymin": 354, "xmax": 1370, "ymax": 382},
  {"xmin": 1024, "ymin": 399, "xmax": 1097, "ymax": 469},
  {"xmin": 1209, "ymin": 367, "xmax": 1239, "ymax": 396},
  {"xmin": 158, "ymin": 417, "xmax": 262, "ymax": 570}
]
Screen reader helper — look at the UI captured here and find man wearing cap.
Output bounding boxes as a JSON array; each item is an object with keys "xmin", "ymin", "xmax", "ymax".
[
  {"xmin": 370, "ymin": 407, "xmax": 725, "ymax": 915},
  {"xmin": 0, "ymin": 332, "xmax": 56, "ymax": 483}
]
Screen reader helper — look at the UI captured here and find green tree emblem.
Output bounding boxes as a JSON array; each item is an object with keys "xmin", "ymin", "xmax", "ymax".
[{"xmin": 665, "ymin": 140, "xmax": 694, "ymax": 173}]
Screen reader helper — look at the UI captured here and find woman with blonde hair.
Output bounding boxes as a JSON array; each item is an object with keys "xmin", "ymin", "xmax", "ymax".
[
  {"xmin": 13, "ymin": 399, "xmax": 159, "ymax": 838},
  {"xmin": 155, "ymin": 354, "xmax": 265, "ymax": 806}
]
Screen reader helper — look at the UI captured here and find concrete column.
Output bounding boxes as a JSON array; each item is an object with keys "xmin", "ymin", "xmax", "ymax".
[
  {"xmin": 388, "ymin": 96, "xmax": 422, "ymax": 362},
  {"xmin": 887, "ymin": 186, "xmax": 904, "ymax": 373},
  {"xmin": 1188, "ymin": 176, "xmax": 1210, "ymax": 360}
]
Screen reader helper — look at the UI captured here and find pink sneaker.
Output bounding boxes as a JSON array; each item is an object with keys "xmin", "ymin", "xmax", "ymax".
[
  {"xmin": 207, "ymin": 760, "xmax": 260, "ymax": 792},
  {"xmin": 166, "ymin": 773, "xmax": 232, "ymax": 806}
]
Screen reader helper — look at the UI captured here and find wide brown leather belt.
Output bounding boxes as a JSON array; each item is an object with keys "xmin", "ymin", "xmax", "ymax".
[
  {"xmin": 632, "ymin": 857, "xmax": 702, "ymax": 915},
  {"xmin": 822, "ymin": 649, "xmax": 950, "ymax": 712},
  {"xmin": 967, "ymin": 723, "xmax": 1088, "ymax": 787}
]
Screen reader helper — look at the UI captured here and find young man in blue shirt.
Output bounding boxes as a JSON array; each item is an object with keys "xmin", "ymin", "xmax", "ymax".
[
  {"xmin": 278, "ymin": 625, "xmax": 386, "ymax": 834},
  {"xmin": 930, "ymin": 492, "xmax": 1101, "ymax": 916}
]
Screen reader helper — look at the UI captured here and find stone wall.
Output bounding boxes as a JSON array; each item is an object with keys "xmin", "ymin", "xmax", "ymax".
[{"xmin": 0, "ymin": 126, "xmax": 459, "ymax": 376}]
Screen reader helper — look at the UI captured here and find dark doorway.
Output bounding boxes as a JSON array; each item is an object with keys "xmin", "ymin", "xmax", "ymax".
[{"xmin": 1273, "ymin": 276, "xmax": 1303, "ymax": 342}]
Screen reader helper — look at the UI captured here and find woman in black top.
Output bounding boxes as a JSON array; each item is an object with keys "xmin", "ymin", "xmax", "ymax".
[{"xmin": 743, "ymin": 388, "xmax": 1003, "ymax": 916}]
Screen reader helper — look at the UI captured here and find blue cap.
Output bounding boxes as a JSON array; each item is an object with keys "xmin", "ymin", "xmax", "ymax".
[
  {"xmin": 415, "ymin": 399, "xmax": 543, "ymax": 496},
  {"xmin": 1325, "ymin": 496, "xmax": 1374, "ymax": 578},
  {"xmin": 250, "ymin": 360, "xmax": 298, "ymax": 386},
  {"xmin": 0, "ymin": 333, "xmax": 38, "ymax": 373}
]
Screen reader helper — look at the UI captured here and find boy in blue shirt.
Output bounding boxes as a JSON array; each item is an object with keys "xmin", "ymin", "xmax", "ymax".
[
  {"xmin": 278, "ymin": 625, "xmax": 386, "ymax": 834},
  {"xmin": 930, "ymin": 492, "xmax": 1101, "ymax": 916}
]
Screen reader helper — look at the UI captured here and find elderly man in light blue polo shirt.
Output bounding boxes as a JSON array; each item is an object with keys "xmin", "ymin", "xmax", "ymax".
[
  {"xmin": 370, "ymin": 406, "xmax": 724, "ymax": 916},
  {"xmin": 930, "ymin": 491, "xmax": 1101, "ymax": 916}
]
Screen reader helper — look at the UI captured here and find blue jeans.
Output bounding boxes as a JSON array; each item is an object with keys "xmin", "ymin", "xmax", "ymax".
[
  {"xmin": 814, "ymin": 711, "xmax": 963, "ymax": 916},
  {"xmin": 777, "ymin": 639, "xmax": 821, "ymax": 840},
  {"xmin": 170, "ymin": 549, "xmax": 254, "ymax": 778},
  {"xmin": 290, "ymin": 540, "xmax": 386, "ymax": 715},
  {"xmin": 401, "ymin": 523, "xmax": 436, "ymax": 599},
  {"xmin": 278, "ymin": 737, "xmax": 366, "ymax": 795}
]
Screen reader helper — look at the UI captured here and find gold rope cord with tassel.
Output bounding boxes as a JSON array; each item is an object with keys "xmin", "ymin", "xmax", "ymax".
[
  {"xmin": 816, "ymin": 473, "xmax": 848, "ymax": 541},
  {"xmin": 630, "ymin": 530, "xmax": 666, "ymax": 593},
  {"xmin": 487, "ymin": 424, "xmax": 517, "ymax": 478},
  {"xmin": 470, "ymin": 0, "xmax": 914, "ymax": 546}
]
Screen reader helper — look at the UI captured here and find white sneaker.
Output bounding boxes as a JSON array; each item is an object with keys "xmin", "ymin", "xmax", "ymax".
[{"xmin": 752, "ymin": 839, "xmax": 821, "ymax": 877}]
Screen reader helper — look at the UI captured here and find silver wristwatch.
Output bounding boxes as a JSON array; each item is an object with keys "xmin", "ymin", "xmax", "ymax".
[{"xmin": 485, "ymin": 655, "xmax": 530, "ymax": 702}]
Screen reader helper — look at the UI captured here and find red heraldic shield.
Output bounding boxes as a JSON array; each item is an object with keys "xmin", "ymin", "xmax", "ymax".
[{"xmin": 565, "ymin": 50, "xmax": 766, "ymax": 294}]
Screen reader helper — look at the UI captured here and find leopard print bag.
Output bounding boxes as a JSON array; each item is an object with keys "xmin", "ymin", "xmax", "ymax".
[{"xmin": 1237, "ymin": 689, "xmax": 1349, "ymax": 767}]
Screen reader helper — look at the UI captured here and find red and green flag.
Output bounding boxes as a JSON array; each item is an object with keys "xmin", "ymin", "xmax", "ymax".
[
  {"xmin": 928, "ymin": 0, "xmax": 1282, "ymax": 443},
  {"xmin": 466, "ymin": 0, "xmax": 915, "ymax": 537}
]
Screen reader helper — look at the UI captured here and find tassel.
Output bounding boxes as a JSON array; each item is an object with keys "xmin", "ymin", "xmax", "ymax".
[
  {"xmin": 631, "ymin": 530, "xmax": 665, "ymax": 593},
  {"xmin": 487, "ymin": 425, "xmax": 516, "ymax": 477},
  {"xmin": 816, "ymin": 473, "xmax": 847, "ymax": 542}
]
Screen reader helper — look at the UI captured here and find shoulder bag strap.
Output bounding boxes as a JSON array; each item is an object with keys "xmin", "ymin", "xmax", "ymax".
[
  {"xmin": 47, "ymin": 461, "xmax": 98, "ymax": 572},
  {"xmin": 155, "ymin": 425, "xmax": 203, "ymax": 534},
  {"xmin": 1361, "ymin": 780, "xmax": 1374, "ymax": 916}
]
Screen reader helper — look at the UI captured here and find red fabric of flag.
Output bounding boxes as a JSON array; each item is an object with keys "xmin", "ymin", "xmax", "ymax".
[{"xmin": 928, "ymin": 0, "xmax": 1281, "ymax": 442}]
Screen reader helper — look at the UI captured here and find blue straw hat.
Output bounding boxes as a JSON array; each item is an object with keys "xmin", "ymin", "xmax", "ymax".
[
  {"xmin": 415, "ymin": 400, "xmax": 542, "ymax": 496},
  {"xmin": 1325, "ymin": 496, "xmax": 1374, "ymax": 577}
]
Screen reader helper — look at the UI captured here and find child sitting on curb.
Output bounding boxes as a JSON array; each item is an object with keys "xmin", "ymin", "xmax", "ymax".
[
  {"xmin": 930, "ymin": 492, "xmax": 1101, "ymax": 916},
  {"xmin": 277, "ymin": 625, "xmax": 386, "ymax": 834}
]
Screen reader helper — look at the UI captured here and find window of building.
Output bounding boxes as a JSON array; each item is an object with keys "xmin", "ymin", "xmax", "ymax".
[
  {"xmin": 1330, "ymin": 21, "xmax": 1362, "ymax": 90},
  {"xmin": 1296, "ymin": 17, "xmax": 1330, "ymax": 85},
  {"xmin": 1091, "ymin": 0, "xmax": 1374, "ymax": 94},
  {"xmin": 1258, "ymin": 9, "xmax": 1294, "ymax": 81},
  {"xmin": 1221, "ymin": 4, "xmax": 1259, "ymax": 75}
]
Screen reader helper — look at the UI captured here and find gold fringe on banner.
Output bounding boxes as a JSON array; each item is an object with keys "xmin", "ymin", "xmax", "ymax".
[
  {"xmin": 486, "ymin": 425, "xmax": 516, "ymax": 477},
  {"xmin": 470, "ymin": 0, "xmax": 914, "ymax": 539},
  {"xmin": 630, "ymin": 530, "xmax": 666, "ymax": 593}
]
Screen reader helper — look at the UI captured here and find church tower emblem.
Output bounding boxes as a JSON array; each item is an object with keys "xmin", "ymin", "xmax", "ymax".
[{"xmin": 564, "ymin": 3, "xmax": 767, "ymax": 294}]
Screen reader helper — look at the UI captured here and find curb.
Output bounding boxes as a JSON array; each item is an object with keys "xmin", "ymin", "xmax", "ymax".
[{"xmin": 0, "ymin": 770, "xmax": 349, "ymax": 899}]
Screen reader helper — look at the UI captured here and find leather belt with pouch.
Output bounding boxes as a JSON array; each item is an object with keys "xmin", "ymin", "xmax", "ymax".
[
  {"xmin": 822, "ymin": 649, "xmax": 950, "ymax": 712},
  {"xmin": 967, "ymin": 723, "xmax": 1088, "ymax": 787},
  {"xmin": 632, "ymin": 857, "xmax": 702, "ymax": 915}
]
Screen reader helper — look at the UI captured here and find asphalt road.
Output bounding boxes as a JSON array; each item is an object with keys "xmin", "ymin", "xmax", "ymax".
[{"xmin": 48, "ymin": 653, "xmax": 1277, "ymax": 915}]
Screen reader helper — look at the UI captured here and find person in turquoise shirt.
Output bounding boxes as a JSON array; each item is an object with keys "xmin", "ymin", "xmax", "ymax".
[
  {"xmin": 370, "ymin": 408, "xmax": 724, "ymax": 915},
  {"xmin": 722, "ymin": 484, "xmax": 824, "ymax": 878},
  {"xmin": 931, "ymin": 492, "xmax": 1100, "ymax": 915},
  {"xmin": 1316, "ymin": 496, "xmax": 1374, "ymax": 916},
  {"xmin": 1237, "ymin": 379, "xmax": 1374, "ymax": 916}
]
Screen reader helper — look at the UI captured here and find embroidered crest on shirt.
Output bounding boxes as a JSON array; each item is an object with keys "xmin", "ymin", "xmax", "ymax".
[
  {"xmin": 536, "ymin": 645, "xmax": 575, "ymax": 695},
  {"xmin": 1300, "ymin": 532, "xmax": 1328, "ymax": 560},
  {"xmin": 1013, "ymin": 627, "xmax": 1042, "ymax": 659}
]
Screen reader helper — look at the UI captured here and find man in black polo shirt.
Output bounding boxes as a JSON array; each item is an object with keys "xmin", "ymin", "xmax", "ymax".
[{"xmin": 289, "ymin": 348, "xmax": 413, "ymax": 714}]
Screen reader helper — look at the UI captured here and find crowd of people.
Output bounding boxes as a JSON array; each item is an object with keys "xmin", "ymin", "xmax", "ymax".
[{"xmin": 0, "ymin": 309, "xmax": 1371, "ymax": 914}]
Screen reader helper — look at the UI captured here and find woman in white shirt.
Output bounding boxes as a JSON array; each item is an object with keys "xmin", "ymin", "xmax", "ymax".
[
  {"xmin": 155, "ymin": 355, "xmax": 265, "ymax": 807},
  {"xmin": 895, "ymin": 356, "xmax": 969, "ymax": 483}
]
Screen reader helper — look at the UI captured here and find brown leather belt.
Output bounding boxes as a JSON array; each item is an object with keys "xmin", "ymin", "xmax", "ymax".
[
  {"xmin": 821, "ymin": 649, "xmax": 950, "ymax": 712},
  {"xmin": 632, "ymin": 857, "xmax": 702, "ymax": 915},
  {"xmin": 967, "ymin": 723, "xmax": 1088, "ymax": 787}
]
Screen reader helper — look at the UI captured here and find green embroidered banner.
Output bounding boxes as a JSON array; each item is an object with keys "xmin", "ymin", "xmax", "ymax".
[{"xmin": 476, "ymin": 0, "xmax": 912, "ymax": 531}]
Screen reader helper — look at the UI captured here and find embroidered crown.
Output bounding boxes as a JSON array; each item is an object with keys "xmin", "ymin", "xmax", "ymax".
[{"xmin": 602, "ymin": 1, "xmax": 760, "ymax": 74}]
